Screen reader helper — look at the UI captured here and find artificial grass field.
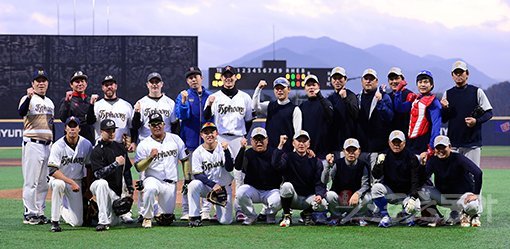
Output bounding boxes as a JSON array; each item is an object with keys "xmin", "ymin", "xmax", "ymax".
[{"xmin": 1, "ymin": 166, "xmax": 509, "ymax": 249}]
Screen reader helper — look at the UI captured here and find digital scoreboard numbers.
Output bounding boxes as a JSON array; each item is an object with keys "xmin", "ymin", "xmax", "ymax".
[{"xmin": 208, "ymin": 60, "xmax": 332, "ymax": 90}]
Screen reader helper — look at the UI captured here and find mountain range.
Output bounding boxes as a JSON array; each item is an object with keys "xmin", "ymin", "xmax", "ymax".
[{"xmin": 225, "ymin": 36, "xmax": 497, "ymax": 94}]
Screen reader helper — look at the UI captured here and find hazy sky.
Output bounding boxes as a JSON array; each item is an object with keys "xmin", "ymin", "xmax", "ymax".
[{"xmin": 1, "ymin": 0, "xmax": 509, "ymax": 80}]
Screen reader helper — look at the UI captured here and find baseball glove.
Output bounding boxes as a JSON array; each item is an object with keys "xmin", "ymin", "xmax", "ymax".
[
  {"xmin": 471, "ymin": 105, "xmax": 485, "ymax": 119},
  {"xmin": 206, "ymin": 186, "xmax": 228, "ymax": 207},
  {"xmin": 112, "ymin": 196, "xmax": 133, "ymax": 216}
]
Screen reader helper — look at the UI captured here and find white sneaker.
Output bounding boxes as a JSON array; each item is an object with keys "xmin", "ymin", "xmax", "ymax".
[
  {"xmin": 359, "ymin": 219, "xmax": 368, "ymax": 227},
  {"xmin": 471, "ymin": 216, "xmax": 481, "ymax": 227},
  {"xmin": 279, "ymin": 215, "xmax": 292, "ymax": 227},
  {"xmin": 180, "ymin": 214, "xmax": 189, "ymax": 221},
  {"xmin": 120, "ymin": 212, "xmax": 134, "ymax": 224},
  {"xmin": 201, "ymin": 211, "xmax": 211, "ymax": 221},
  {"xmin": 142, "ymin": 218, "xmax": 152, "ymax": 228},
  {"xmin": 378, "ymin": 215, "xmax": 391, "ymax": 228},
  {"xmin": 460, "ymin": 213, "xmax": 471, "ymax": 227}
]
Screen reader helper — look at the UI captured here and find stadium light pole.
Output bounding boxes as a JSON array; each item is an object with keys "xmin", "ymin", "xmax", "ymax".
[
  {"xmin": 73, "ymin": 0, "xmax": 76, "ymax": 35},
  {"xmin": 56, "ymin": 0, "xmax": 60, "ymax": 35},
  {"xmin": 92, "ymin": 0, "xmax": 96, "ymax": 35},
  {"xmin": 106, "ymin": 0, "xmax": 110, "ymax": 35}
]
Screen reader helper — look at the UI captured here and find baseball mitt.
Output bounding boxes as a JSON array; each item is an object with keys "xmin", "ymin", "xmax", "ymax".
[
  {"xmin": 206, "ymin": 186, "xmax": 228, "ymax": 207},
  {"xmin": 112, "ymin": 196, "xmax": 133, "ymax": 216}
]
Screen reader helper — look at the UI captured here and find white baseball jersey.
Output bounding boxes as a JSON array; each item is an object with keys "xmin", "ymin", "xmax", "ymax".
[
  {"xmin": 93, "ymin": 98, "xmax": 134, "ymax": 143},
  {"xmin": 136, "ymin": 95, "xmax": 177, "ymax": 141},
  {"xmin": 135, "ymin": 132, "xmax": 187, "ymax": 182},
  {"xmin": 19, "ymin": 94, "xmax": 54, "ymax": 141},
  {"xmin": 48, "ymin": 135, "xmax": 93, "ymax": 180},
  {"xmin": 210, "ymin": 90, "xmax": 253, "ymax": 136},
  {"xmin": 192, "ymin": 144, "xmax": 234, "ymax": 186}
]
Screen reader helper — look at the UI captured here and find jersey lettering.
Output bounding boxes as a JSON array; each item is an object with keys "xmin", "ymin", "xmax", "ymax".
[
  {"xmin": 201, "ymin": 160, "xmax": 224, "ymax": 172},
  {"xmin": 97, "ymin": 110, "xmax": 127, "ymax": 121},
  {"xmin": 217, "ymin": 104, "xmax": 245, "ymax": 115},
  {"xmin": 143, "ymin": 108, "xmax": 170, "ymax": 117}
]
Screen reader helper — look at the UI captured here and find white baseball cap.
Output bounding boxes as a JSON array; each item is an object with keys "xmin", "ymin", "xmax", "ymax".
[
  {"xmin": 343, "ymin": 138, "xmax": 360, "ymax": 150},
  {"xmin": 362, "ymin": 68, "xmax": 378, "ymax": 79},
  {"xmin": 304, "ymin": 74, "xmax": 319, "ymax": 85},
  {"xmin": 251, "ymin": 127, "xmax": 267, "ymax": 138},
  {"xmin": 389, "ymin": 130, "xmax": 406, "ymax": 142},
  {"xmin": 293, "ymin": 130, "xmax": 310, "ymax": 140},
  {"xmin": 387, "ymin": 67, "xmax": 403, "ymax": 77},
  {"xmin": 330, "ymin": 67, "xmax": 346, "ymax": 78},
  {"xmin": 434, "ymin": 135, "xmax": 451, "ymax": 147},
  {"xmin": 451, "ymin": 60, "xmax": 468, "ymax": 72}
]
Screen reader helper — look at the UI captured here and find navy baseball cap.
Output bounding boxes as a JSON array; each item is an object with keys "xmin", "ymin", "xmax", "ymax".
[
  {"xmin": 33, "ymin": 68, "xmax": 49, "ymax": 81},
  {"xmin": 148, "ymin": 113, "xmax": 164, "ymax": 124},
  {"xmin": 147, "ymin": 72, "xmax": 162, "ymax": 82},
  {"xmin": 222, "ymin": 65, "xmax": 237, "ymax": 76},
  {"xmin": 100, "ymin": 119, "xmax": 117, "ymax": 130},
  {"xmin": 70, "ymin": 71, "xmax": 88, "ymax": 83},
  {"xmin": 65, "ymin": 116, "xmax": 80, "ymax": 126},
  {"xmin": 185, "ymin": 66, "xmax": 202, "ymax": 78},
  {"xmin": 101, "ymin": 75, "xmax": 117, "ymax": 84},
  {"xmin": 416, "ymin": 70, "xmax": 434, "ymax": 84}
]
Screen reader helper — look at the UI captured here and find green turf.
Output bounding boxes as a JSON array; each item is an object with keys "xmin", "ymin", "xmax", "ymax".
[
  {"xmin": 1, "ymin": 170, "xmax": 509, "ymax": 248},
  {"xmin": 1, "ymin": 146, "xmax": 508, "ymax": 159}
]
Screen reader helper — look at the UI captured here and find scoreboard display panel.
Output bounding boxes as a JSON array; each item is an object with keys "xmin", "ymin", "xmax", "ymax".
[{"xmin": 208, "ymin": 65, "xmax": 332, "ymax": 90}]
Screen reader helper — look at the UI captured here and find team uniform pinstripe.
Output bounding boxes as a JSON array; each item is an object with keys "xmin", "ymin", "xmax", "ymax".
[
  {"xmin": 188, "ymin": 144, "xmax": 234, "ymax": 224},
  {"xmin": 48, "ymin": 135, "xmax": 92, "ymax": 226},
  {"xmin": 93, "ymin": 98, "xmax": 134, "ymax": 143},
  {"xmin": 136, "ymin": 95, "xmax": 177, "ymax": 142},
  {"xmin": 19, "ymin": 94, "xmax": 54, "ymax": 217},
  {"xmin": 135, "ymin": 133, "xmax": 188, "ymax": 218}
]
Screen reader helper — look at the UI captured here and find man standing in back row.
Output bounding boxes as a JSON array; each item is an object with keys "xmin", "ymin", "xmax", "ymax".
[
  {"xmin": 440, "ymin": 60, "xmax": 493, "ymax": 221},
  {"xmin": 19, "ymin": 68, "xmax": 55, "ymax": 225}
]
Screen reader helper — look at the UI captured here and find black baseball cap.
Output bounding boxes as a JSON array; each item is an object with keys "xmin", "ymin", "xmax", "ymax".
[
  {"xmin": 33, "ymin": 68, "xmax": 49, "ymax": 81},
  {"xmin": 102, "ymin": 75, "xmax": 117, "ymax": 84},
  {"xmin": 100, "ymin": 119, "xmax": 117, "ymax": 130},
  {"xmin": 70, "ymin": 71, "xmax": 88, "ymax": 83},
  {"xmin": 148, "ymin": 113, "xmax": 164, "ymax": 124},
  {"xmin": 222, "ymin": 65, "xmax": 237, "ymax": 76},
  {"xmin": 147, "ymin": 72, "xmax": 162, "ymax": 82},
  {"xmin": 185, "ymin": 66, "xmax": 202, "ymax": 78}
]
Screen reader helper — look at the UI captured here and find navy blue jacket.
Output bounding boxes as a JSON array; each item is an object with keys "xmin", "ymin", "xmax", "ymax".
[
  {"xmin": 299, "ymin": 92, "xmax": 334, "ymax": 158},
  {"xmin": 235, "ymin": 147, "xmax": 282, "ymax": 190},
  {"xmin": 357, "ymin": 90, "xmax": 394, "ymax": 153},
  {"xmin": 266, "ymin": 101, "xmax": 296, "ymax": 153},
  {"xmin": 327, "ymin": 89, "xmax": 359, "ymax": 152},
  {"xmin": 272, "ymin": 148, "xmax": 326, "ymax": 197},
  {"xmin": 425, "ymin": 152, "xmax": 483, "ymax": 195}
]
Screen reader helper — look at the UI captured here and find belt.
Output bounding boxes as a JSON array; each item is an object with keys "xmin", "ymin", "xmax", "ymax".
[
  {"xmin": 28, "ymin": 139, "xmax": 52, "ymax": 145},
  {"xmin": 163, "ymin": 179, "xmax": 175, "ymax": 184},
  {"xmin": 222, "ymin": 133, "xmax": 238, "ymax": 137}
]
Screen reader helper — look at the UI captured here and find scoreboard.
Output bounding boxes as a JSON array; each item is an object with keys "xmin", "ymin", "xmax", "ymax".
[{"xmin": 208, "ymin": 60, "xmax": 332, "ymax": 90}]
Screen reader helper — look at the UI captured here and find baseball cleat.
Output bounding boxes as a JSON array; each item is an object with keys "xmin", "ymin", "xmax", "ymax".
[
  {"xmin": 358, "ymin": 219, "xmax": 368, "ymax": 227},
  {"xmin": 242, "ymin": 216, "xmax": 257, "ymax": 225},
  {"xmin": 188, "ymin": 216, "xmax": 203, "ymax": 227},
  {"xmin": 471, "ymin": 216, "xmax": 481, "ymax": 227},
  {"xmin": 460, "ymin": 213, "xmax": 471, "ymax": 227},
  {"xmin": 23, "ymin": 215, "xmax": 41, "ymax": 225},
  {"xmin": 378, "ymin": 215, "xmax": 391, "ymax": 228},
  {"xmin": 38, "ymin": 215, "xmax": 49, "ymax": 224},
  {"xmin": 279, "ymin": 214, "xmax": 292, "ymax": 227},
  {"xmin": 303, "ymin": 214, "xmax": 315, "ymax": 226},
  {"xmin": 445, "ymin": 211, "xmax": 460, "ymax": 226},
  {"xmin": 50, "ymin": 221, "xmax": 62, "ymax": 232},
  {"xmin": 236, "ymin": 211, "xmax": 247, "ymax": 222},
  {"xmin": 257, "ymin": 213, "xmax": 267, "ymax": 222},
  {"xmin": 266, "ymin": 214, "xmax": 276, "ymax": 224},
  {"xmin": 142, "ymin": 218, "xmax": 152, "ymax": 228},
  {"xmin": 96, "ymin": 224, "xmax": 110, "ymax": 231}
]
